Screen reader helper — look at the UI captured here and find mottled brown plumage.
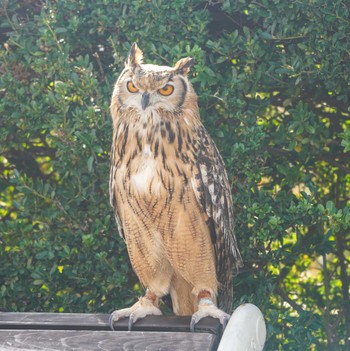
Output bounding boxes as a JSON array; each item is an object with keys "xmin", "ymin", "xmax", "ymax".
[{"xmin": 109, "ymin": 43, "xmax": 242, "ymax": 329}]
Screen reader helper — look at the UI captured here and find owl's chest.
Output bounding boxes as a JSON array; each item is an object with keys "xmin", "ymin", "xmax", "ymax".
[
  {"xmin": 129, "ymin": 143, "xmax": 161, "ymax": 195},
  {"xmin": 114, "ymin": 132, "xmax": 166, "ymax": 197},
  {"xmin": 113, "ymin": 117, "xmax": 196, "ymax": 199}
]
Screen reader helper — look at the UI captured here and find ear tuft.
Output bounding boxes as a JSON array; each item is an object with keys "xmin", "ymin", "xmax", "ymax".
[
  {"xmin": 174, "ymin": 57, "xmax": 195, "ymax": 75},
  {"xmin": 126, "ymin": 42, "xmax": 144, "ymax": 69}
]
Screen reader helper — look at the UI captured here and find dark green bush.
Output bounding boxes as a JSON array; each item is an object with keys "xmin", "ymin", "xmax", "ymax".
[{"xmin": 1, "ymin": 1, "xmax": 349, "ymax": 349}]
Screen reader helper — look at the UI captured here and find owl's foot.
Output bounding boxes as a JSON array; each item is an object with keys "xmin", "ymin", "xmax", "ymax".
[
  {"xmin": 109, "ymin": 290, "xmax": 162, "ymax": 331},
  {"xmin": 190, "ymin": 290, "xmax": 230, "ymax": 332}
]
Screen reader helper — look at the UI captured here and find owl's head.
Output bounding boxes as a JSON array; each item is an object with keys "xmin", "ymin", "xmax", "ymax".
[{"xmin": 111, "ymin": 43, "xmax": 197, "ymax": 117}]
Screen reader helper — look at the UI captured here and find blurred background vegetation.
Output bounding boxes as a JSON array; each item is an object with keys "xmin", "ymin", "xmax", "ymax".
[{"xmin": 0, "ymin": 0, "xmax": 349, "ymax": 349}]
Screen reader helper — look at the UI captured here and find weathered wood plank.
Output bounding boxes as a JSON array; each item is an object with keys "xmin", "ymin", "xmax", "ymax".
[
  {"xmin": 0, "ymin": 329, "xmax": 217, "ymax": 351},
  {"xmin": 0, "ymin": 313, "xmax": 109, "ymax": 331},
  {"xmin": 0, "ymin": 313, "xmax": 222, "ymax": 335}
]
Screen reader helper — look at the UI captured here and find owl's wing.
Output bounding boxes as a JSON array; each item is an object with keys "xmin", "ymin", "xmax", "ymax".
[
  {"xmin": 191, "ymin": 126, "xmax": 243, "ymax": 312},
  {"xmin": 109, "ymin": 141, "xmax": 125, "ymax": 239}
]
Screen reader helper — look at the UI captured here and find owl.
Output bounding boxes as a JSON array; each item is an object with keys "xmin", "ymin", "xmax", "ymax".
[{"xmin": 109, "ymin": 43, "xmax": 242, "ymax": 331}]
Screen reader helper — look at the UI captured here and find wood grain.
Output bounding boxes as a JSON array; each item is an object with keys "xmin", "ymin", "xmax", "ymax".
[
  {"xmin": 0, "ymin": 313, "xmax": 222, "ymax": 335},
  {"xmin": 0, "ymin": 313, "xmax": 223, "ymax": 350},
  {"xmin": 0, "ymin": 330, "xmax": 217, "ymax": 351}
]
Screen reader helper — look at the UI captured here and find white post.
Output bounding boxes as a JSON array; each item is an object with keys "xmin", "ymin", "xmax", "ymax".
[{"xmin": 217, "ymin": 303, "xmax": 266, "ymax": 351}]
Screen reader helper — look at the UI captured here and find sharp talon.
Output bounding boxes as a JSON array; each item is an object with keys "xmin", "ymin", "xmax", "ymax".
[
  {"xmin": 222, "ymin": 315, "xmax": 230, "ymax": 330},
  {"xmin": 109, "ymin": 296, "xmax": 161, "ymax": 332},
  {"xmin": 109, "ymin": 314, "xmax": 115, "ymax": 331},
  {"xmin": 190, "ymin": 316, "xmax": 196, "ymax": 332},
  {"xmin": 128, "ymin": 314, "xmax": 134, "ymax": 331}
]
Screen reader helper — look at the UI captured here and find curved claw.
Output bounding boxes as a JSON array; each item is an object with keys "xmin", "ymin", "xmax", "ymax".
[
  {"xmin": 190, "ymin": 304, "xmax": 231, "ymax": 333},
  {"xmin": 222, "ymin": 314, "xmax": 230, "ymax": 330},
  {"xmin": 128, "ymin": 314, "xmax": 135, "ymax": 331},
  {"xmin": 190, "ymin": 315, "xmax": 197, "ymax": 332},
  {"xmin": 109, "ymin": 314, "xmax": 116, "ymax": 331},
  {"xmin": 108, "ymin": 297, "xmax": 162, "ymax": 332},
  {"xmin": 109, "ymin": 312, "xmax": 135, "ymax": 331}
]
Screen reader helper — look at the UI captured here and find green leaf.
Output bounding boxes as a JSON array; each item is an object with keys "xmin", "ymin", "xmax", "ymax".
[
  {"xmin": 55, "ymin": 28, "xmax": 68, "ymax": 33},
  {"xmin": 87, "ymin": 156, "xmax": 94, "ymax": 173}
]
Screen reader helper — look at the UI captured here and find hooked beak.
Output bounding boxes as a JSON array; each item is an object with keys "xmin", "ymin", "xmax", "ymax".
[{"xmin": 141, "ymin": 93, "xmax": 150, "ymax": 110}]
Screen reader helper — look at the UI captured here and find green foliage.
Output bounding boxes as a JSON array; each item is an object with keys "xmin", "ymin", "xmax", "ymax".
[{"xmin": 1, "ymin": 0, "xmax": 349, "ymax": 349}]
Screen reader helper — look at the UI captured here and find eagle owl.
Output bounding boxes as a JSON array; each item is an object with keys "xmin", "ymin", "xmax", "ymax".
[{"xmin": 109, "ymin": 43, "xmax": 242, "ymax": 331}]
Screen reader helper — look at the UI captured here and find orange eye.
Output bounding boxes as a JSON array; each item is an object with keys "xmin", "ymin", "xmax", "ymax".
[
  {"xmin": 158, "ymin": 84, "xmax": 174, "ymax": 96},
  {"xmin": 127, "ymin": 81, "xmax": 139, "ymax": 93}
]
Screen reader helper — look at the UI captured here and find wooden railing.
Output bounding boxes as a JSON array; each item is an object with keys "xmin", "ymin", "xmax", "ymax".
[{"xmin": 0, "ymin": 313, "xmax": 223, "ymax": 350}]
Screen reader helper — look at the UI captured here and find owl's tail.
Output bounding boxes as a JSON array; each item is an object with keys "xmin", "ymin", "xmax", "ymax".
[{"xmin": 170, "ymin": 274, "xmax": 196, "ymax": 315}]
